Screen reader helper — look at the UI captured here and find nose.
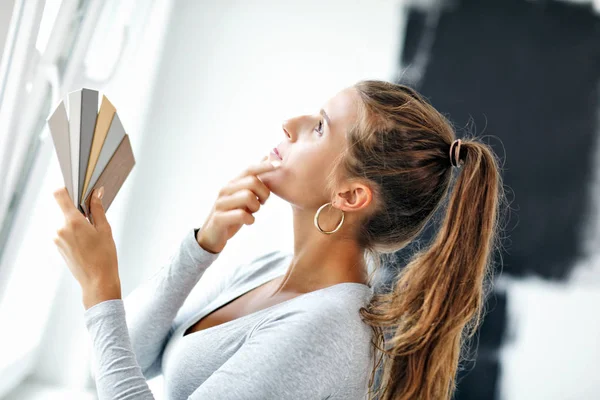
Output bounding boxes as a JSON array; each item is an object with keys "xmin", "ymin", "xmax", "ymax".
[
  {"xmin": 282, "ymin": 120, "xmax": 293, "ymax": 141},
  {"xmin": 282, "ymin": 114, "xmax": 314, "ymax": 142}
]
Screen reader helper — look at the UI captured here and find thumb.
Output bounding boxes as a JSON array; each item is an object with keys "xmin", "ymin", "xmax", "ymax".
[{"xmin": 91, "ymin": 187, "xmax": 109, "ymax": 231}]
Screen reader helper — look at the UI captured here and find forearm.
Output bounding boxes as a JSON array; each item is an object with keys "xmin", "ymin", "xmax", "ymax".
[{"xmin": 84, "ymin": 299, "xmax": 155, "ymax": 399}]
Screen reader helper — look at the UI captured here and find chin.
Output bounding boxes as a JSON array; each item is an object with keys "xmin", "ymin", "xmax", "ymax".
[{"xmin": 259, "ymin": 173, "xmax": 280, "ymax": 195}]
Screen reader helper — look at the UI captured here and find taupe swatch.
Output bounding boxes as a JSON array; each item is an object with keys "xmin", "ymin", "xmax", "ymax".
[{"xmin": 82, "ymin": 134, "xmax": 135, "ymax": 224}]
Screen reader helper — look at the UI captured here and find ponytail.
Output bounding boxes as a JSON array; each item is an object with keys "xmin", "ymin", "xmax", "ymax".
[{"xmin": 361, "ymin": 138, "xmax": 505, "ymax": 400}]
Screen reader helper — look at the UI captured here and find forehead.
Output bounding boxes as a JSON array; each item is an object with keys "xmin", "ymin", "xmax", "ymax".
[{"xmin": 323, "ymin": 87, "xmax": 359, "ymax": 137}]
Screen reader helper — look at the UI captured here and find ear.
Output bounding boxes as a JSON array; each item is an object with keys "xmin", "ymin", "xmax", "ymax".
[{"xmin": 334, "ymin": 182, "xmax": 372, "ymax": 213}]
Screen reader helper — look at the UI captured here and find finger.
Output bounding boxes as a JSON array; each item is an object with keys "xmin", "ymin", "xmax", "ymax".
[
  {"xmin": 90, "ymin": 188, "xmax": 110, "ymax": 232},
  {"xmin": 216, "ymin": 209, "xmax": 255, "ymax": 226},
  {"xmin": 234, "ymin": 158, "xmax": 281, "ymax": 180},
  {"xmin": 215, "ymin": 189, "xmax": 262, "ymax": 213},
  {"xmin": 222, "ymin": 175, "xmax": 271, "ymax": 204},
  {"xmin": 53, "ymin": 186, "xmax": 78, "ymax": 218},
  {"xmin": 52, "ymin": 235, "xmax": 64, "ymax": 250}
]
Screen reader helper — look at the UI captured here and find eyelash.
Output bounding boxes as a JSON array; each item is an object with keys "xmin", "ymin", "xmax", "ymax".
[{"xmin": 314, "ymin": 119, "xmax": 324, "ymax": 136}]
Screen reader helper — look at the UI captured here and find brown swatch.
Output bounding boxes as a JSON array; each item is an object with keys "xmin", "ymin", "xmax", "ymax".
[{"xmin": 82, "ymin": 134, "xmax": 135, "ymax": 224}]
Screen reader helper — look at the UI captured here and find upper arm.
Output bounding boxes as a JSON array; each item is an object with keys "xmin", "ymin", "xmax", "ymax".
[{"xmin": 188, "ymin": 308, "xmax": 353, "ymax": 399}]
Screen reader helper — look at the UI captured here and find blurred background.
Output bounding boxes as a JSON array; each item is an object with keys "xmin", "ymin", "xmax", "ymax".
[{"xmin": 0, "ymin": 0, "xmax": 598, "ymax": 399}]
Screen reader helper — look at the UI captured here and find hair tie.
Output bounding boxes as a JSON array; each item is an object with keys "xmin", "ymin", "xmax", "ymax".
[{"xmin": 449, "ymin": 139, "xmax": 463, "ymax": 168}]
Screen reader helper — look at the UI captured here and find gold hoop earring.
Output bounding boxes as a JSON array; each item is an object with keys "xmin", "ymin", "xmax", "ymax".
[{"xmin": 314, "ymin": 202, "xmax": 345, "ymax": 234}]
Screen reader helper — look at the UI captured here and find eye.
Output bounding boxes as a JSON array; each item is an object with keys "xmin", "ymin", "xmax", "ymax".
[{"xmin": 314, "ymin": 119, "xmax": 324, "ymax": 136}]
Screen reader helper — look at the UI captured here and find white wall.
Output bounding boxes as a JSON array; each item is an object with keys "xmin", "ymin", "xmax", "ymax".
[
  {"xmin": 114, "ymin": 0, "xmax": 404, "ymax": 301},
  {"xmin": 499, "ymin": 277, "xmax": 600, "ymax": 400},
  {"xmin": 18, "ymin": 0, "xmax": 404, "ymax": 397}
]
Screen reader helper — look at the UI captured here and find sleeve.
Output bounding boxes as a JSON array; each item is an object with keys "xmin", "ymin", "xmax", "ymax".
[
  {"xmin": 84, "ymin": 299, "xmax": 156, "ymax": 399},
  {"xmin": 187, "ymin": 307, "xmax": 353, "ymax": 399},
  {"xmin": 84, "ymin": 227, "xmax": 221, "ymax": 398},
  {"xmin": 84, "ymin": 303, "xmax": 352, "ymax": 400}
]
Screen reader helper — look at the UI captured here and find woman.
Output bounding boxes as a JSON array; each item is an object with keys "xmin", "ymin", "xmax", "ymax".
[{"xmin": 52, "ymin": 80, "xmax": 504, "ymax": 399}]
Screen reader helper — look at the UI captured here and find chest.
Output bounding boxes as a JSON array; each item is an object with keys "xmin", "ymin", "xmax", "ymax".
[{"xmin": 183, "ymin": 277, "xmax": 295, "ymax": 337}]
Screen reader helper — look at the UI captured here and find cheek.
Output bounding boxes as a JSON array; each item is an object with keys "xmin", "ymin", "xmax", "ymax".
[
  {"xmin": 262, "ymin": 155, "xmax": 325, "ymax": 197},
  {"xmin": 290, "ymin": 153, "xmax": 332, "ymax": 188},
  {"xmin": 265, "ymin": 144, "xmax": 338, "ymax": 200}
]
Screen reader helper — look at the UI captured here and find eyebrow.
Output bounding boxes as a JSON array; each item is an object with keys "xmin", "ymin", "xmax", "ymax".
[{"xmin": 320, "ymin": 109, "xmax": 331, "ymax": 127}]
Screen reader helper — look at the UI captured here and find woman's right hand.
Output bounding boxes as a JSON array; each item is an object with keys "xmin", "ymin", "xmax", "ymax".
[{"xmin": 196, "ymin": 156, "xmax": 281, "ymax": 254}]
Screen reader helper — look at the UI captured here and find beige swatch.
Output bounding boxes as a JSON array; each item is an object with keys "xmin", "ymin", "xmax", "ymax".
[{"xmin": 81, "ymin": 95, "xmax": 116, "ymax": 199}]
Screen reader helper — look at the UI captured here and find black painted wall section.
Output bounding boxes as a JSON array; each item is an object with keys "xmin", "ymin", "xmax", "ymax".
[
  {"xmin": 400, "ymin": 0, "xmax": 600, "ymax": 279},
  {"xmin": 376, "ymin": 0, "xmax": 600, "ymax": 398}
]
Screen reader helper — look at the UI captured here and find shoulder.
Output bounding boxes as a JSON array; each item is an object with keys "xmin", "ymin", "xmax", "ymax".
[
  {"xmin": 229, "ymin": 249, "xmax": 291, "ymax": 287},
  {"xmin": 321, "ymin": 287, "xmax": 375, "ymax": 357},
  {"xmin": 250, "ymin": 287, "xmax": 375, "ymax": 395},
  {"xmin": 252, "ymin": 249, "xmax": 291, "ymax": 263},
  {"xmin": 317, "ymin": 287, "xmax": 375, "ymax": 396},
  {"xmin": 312, "ymin": 287, "xmax": 376, "ymax": 383},
  {"xmin": 244, "ymin": 249, "xmax": 291, "ymax": 270},
  {"xmin": 290, "ymin": 284, "xmax": 373, "ymax": 333},
  {"xmin": 254, "ymin": 285, "xmax": 374, "ymax": 356}
]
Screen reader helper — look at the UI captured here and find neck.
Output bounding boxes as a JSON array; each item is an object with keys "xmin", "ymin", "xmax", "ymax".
[{"xmin": 272, "ymin": 203, "xmax": 369, "ymax": 295}]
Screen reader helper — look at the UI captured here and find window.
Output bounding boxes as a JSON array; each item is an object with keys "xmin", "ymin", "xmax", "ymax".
[{"xmin": 0, "ymin": 0, "xmax": 171, "ymax": 395}]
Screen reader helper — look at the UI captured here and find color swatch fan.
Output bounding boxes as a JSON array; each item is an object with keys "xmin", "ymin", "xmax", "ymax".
[{"xmin": 47, "ymin": 88, "xmax": 135, "ymax": 223}]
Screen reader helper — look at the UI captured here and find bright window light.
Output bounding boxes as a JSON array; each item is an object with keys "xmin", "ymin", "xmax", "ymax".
[{"xmin": 35, "ymin": 0, "xmax": 63, "ymax": 54}]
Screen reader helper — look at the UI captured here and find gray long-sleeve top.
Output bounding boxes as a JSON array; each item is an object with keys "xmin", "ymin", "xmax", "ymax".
[{"xmin": 83, "ymin": 227, "xmax": 375, "ymax": 399}]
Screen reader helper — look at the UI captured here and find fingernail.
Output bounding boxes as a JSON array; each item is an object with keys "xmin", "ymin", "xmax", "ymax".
[
  {"xmin": 96, "ymin": 186, "xmax": 104, "ymax": 199},
  {"xmin": 270, "ymin": 160, "xmax": 281, "ymax": 168}
]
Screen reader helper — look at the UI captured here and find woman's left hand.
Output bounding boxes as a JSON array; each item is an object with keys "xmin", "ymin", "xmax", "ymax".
[{"xmin": 52, "ymin": 186, "xmax": 121, "ymax": 309}]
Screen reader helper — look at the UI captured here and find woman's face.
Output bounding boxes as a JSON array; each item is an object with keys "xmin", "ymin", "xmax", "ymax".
[{"xmin": 259, "ymin": 86, "xmax": 360, "ymax": 208}]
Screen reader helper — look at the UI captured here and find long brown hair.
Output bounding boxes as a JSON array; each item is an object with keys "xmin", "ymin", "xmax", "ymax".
[{"xmin": 324, "ymin": 80, "xmax": 506, "ymax": 399}]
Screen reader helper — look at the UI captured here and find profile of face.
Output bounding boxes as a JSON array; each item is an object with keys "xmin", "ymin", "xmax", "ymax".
[{"xmin": 258, "ymin": 86, "xmax": 361, "ymax": 210}]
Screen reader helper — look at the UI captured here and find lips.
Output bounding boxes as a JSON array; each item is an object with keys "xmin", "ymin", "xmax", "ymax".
[{"xmin": 272, "ymin": 147, "xmax": 282, "ymax": 160}]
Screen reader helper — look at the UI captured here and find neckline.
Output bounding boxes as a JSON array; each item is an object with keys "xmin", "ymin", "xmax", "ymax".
[{"xmin": 179, "ymin": 269, "xmax": 372, "ymax": 339}]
